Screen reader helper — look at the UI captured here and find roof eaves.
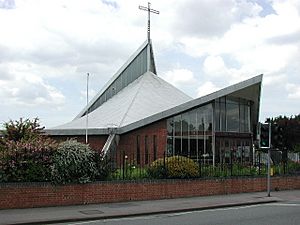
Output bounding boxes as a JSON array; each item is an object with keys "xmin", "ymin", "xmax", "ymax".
[{"xmin": 45, "ymin": 128, "xmax": 111, "ymax": 136}]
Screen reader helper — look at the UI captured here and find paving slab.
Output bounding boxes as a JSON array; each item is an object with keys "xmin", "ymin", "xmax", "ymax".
[{"xmin": 1, "ymin": 190, "xmax": 299, "ymax": 225}]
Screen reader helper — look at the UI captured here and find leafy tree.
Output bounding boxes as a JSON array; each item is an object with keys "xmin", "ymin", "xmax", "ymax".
[
  {"xmin": 267, "ymin": 114, "xmax": 300, "ymax": 152},
  {"xmin": 0, "ymin": 118, "xmax": 57, "ymax": 182},
  {"xmin": 1, "ymin": 118, "xmax": 43, "ymax": 142}
]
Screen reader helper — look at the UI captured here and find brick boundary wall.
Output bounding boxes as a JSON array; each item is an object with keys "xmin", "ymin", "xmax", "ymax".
[{"xmin": 0, "ymin": 176, "xmax": 299, "ymax": 209}]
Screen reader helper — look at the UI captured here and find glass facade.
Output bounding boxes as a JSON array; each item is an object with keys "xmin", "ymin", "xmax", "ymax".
[
  {"xmin": 214, "ymin": 96, "xmax": 251, "ymax": 133},
  {"xmin": 167, "ymin": 96, "xmax": 253, "ymax": 164},
  {"xmin": 167, "ymin": 104, "xmax": 213, "ymax": 162}
]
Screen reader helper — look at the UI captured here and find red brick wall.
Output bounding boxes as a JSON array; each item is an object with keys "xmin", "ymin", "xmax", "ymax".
[
  {"xmin": 50, "ymin": 119, "xmax": 167, "ymax": 160},
  {"xmin": 1, "ymin": 176, "xmax": 299, "ymax": 209},
  {"xmin": 51, "ymin": 135, "xmax": 108, "ymax": 152},
  {"xmin": 117, "ymin": 119, "xmax": 167, "ymax": 165}
]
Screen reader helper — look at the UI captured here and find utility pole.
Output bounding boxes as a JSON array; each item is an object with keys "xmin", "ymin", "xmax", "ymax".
[
  {"xmin": 139, "ymin": 2, "xmax": 159, "ymax": 42},
  {"xmin": 85, "ymin": 73, "xmax": 89, "ymax": 144}
]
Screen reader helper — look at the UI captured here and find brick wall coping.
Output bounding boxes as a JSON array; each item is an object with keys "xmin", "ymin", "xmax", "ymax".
[{"xmin": 0, "ymin": 174, "xmax": 298, "ymax": 187}]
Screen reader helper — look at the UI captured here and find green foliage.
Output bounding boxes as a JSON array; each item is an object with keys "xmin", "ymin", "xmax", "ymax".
[
  {"xmin": 148, "ymin": 156, "xmax": 199, "ymax": 179},
  {"xmin": 94, "ymin": 153, "xmax": 113, "ymax": 180},
  {"xmin": 147, "ymin": 158, "xmax": 166, "ymax": 179},
  {"xmin": 267, "ymin": 114, "xmax": 300, "ymax": 151},
  {"xmin": 111, "ymin": 164, "xmax": 149, "ymax": 180},
  {"xmin": 51, "ymin": 140, "xmax": 97, "ymax": 184},
  {"xmin": 1, "ymin": 118, "xmax": 43, "ymax": 144},
  {"xmin": 0, "ymin": 118, "xmax": 57, "ymax": 182},
  {"xmin": 287, "ymin": 161, "xmax": 300, "ymax": 174}
]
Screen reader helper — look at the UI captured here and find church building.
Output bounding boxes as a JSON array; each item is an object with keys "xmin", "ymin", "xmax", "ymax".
[{"xmin": 47, "ymin": 38, "xmax": 262, "ymax": 166}]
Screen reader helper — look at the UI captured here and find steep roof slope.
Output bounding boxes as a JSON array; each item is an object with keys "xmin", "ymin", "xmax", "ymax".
[
  {"xmin": 76, "ymin": 40, "xmax": 157, "ymax": 119},
  {"xmin": 51, "ymin": 71, "xmax": 192, "ymax": 130}
]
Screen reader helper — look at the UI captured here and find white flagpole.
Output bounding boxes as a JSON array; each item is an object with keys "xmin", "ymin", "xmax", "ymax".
[{"xmin": 85, "ymin": 73, "xmax": 89, "ymax": 144}]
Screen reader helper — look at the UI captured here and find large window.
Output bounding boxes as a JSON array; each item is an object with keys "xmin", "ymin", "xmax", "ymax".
[
  {"xmin": 214, "ymin": 96, "xmax": 251, "ymax": 133},
  {"xmin": 166, "ymin": 103, "xmax": 213, "ymax": 162},
  {"xmin": 226, "ymin": 99, "xmax": 239, "ymax": 132},
  {"xmin": 174, "ymin": 115, "xmax": 182, "ymax": 155}
]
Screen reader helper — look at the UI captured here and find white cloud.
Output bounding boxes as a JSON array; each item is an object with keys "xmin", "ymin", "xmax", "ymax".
[
  {"xmin": 80, "ymin": 89, "xmax": 97, "ymax": 101},
  {"xmin": 161, "ymin": 68, "xmax": 196, "ymax": 87},
  {"xmin": 0, "ymin": 73, "xmax": 65, "ymax": 107},
  {"xmin": 203, "ymin": 55, "xmax": 227, "ymax": 77},
  {"xmin": 286, "ymin": 83, "xmax": 300, "ymax": 99},
  {"xmin": 197, "ymin": 81, "xmax": 220, "ymax": 97},
  {"xmin": 0, "ymin": 0, "xmax": 299, "ymax": 126},
  {"xmin": 173, "ymin": 0, "xmax": 262, "ymax": 38}
]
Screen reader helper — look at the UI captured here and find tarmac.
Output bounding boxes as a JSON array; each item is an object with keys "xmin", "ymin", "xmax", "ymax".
[{"xmin": 0, "ymin": 190, "xmax": 299, "ymax": 225}]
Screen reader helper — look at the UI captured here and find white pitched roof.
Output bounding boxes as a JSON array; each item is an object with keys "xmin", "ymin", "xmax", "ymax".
[{"xmin": 51, "ymin": 71, "xmax": 192, "ymax": 130}]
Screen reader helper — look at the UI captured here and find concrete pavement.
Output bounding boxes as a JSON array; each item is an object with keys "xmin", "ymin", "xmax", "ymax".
[{"xmin": 1, "ymin": 190, "xmax": 299, "ymax": 225}]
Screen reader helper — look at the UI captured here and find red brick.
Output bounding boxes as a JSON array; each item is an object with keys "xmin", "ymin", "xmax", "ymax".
[{"xmin": 0, "ymin": 176, "xmax": 299, "ymax": 209}]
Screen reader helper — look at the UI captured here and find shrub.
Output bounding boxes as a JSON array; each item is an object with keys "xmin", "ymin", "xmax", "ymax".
[
  {"xmin": 0, "ymin": 118, "xmax": 57, "ymax": 182},
  {"xmin": 288, "ymin": 161, "xmax": 300, "ymax": 174},
  {"xmin": 147, "ymin": 158, "xmax": 167, "ymax": 179},
  {"xmin": 148, "ymin": 156, "xmax": 199, "ymax": 179},
  {"xmin": 51, "ymin": 140, "xmax": 97, "ymax": 184}
]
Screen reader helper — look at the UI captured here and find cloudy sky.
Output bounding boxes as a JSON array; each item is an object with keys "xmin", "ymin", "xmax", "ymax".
[{"xmin": 0, "ymin": 0, "xmax": 299, "ymax": 128}]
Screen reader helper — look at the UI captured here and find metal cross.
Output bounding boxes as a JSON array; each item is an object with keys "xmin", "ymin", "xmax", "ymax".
[{"xmin": 139, "ymin": 2, "xmax": 159, "ymax": 41}]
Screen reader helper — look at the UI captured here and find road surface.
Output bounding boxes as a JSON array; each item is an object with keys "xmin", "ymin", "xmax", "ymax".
[{"xmin": 55, "ymin": 201, "xmax": 300, "ymax": 225}]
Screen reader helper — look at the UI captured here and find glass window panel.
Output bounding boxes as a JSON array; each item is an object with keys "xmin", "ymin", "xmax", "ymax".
[
  {"xmin": 167, "ymin": 136, "xmax": 173, "ymax": 156},
  {"xmin": 189, "ymin": 109, "xmax": 197, "ymax": 136},
  {"xmin": 182, "ymin": 138, "xmax": 189, "ymax": 156},
  {"xmin": 204, "ymin": 104, "xmax": 213, "ymax": 133},
  {"xmin": 198, "ymin": 136, "xmax": 204, "ymax": 159},
  {"xmin": 214, "ymin": 100, "xmax": 220, "ymax": 131},
  {"xmin": 240, "ymin": 104, "xmax": 245, "ymax": 132},
  {"xmin": 175, "ymin": 138, "xmax": 181, "ymax": 155},
  {"xmin": 226, "ymin": 100, "xmax": 239, "ymax": 132},
  {"xmin": 245, "ymin": 105, "xmax": 250, "ymax": 132},
  {"xmin": 220, "ymin": 102, "xmax": 226, "ymax": 131},
  {"xmin": 197, "ymin": 108, "xmax": 204, "ymax": 133},
  {"xmin": 174, "ymin": 115, "xmax": 181, "ymax": 137},
  {"xmin": 205, "ymin": 136, "xmax": 212, "ymax": 160},
  {"xmin": 182, "ymin": 112, "xmax": 189, "ymax": 137},
  {"xmin": 190, "ymin": 138, "xmax": 197, "ymax": 159},
  {"xmin": 167, "ymin": 117, "xmax": 174, "ymax": 136}
]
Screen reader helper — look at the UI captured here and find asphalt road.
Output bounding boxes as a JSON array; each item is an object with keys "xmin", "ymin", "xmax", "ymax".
[{"xmin": 56, "ymin": 201, "xmax": 300, "ymax": 225}]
